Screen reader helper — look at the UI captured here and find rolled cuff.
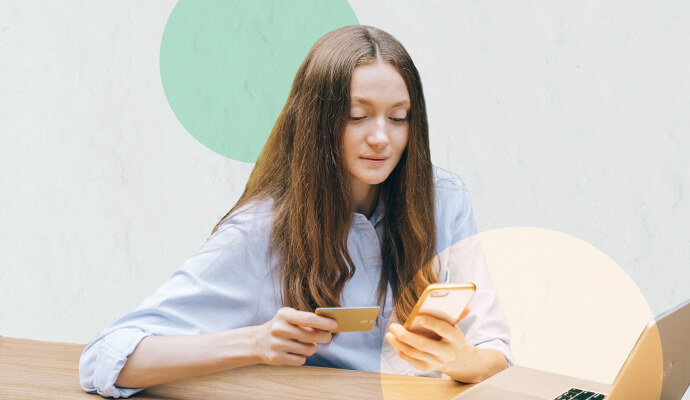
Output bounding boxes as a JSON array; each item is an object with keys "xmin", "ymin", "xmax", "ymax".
[
  {"xmin": 80, "ymin": 328, "xmax": 153, "ymax": 398},
  {"xmin": 475, "ymin": 338, "xmax": 514, "ymax": 367}
]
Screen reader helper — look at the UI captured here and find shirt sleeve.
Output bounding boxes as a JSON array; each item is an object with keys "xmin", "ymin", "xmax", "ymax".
[
  {"xmin": 79, "ymin": 204, "xmax": 276, "ymax": 398},
  {"xmin": 434, "ymin": 169, "xmax": 514, "ymax": 367},
  {"xmin": 448, "ymin": 233, "xmax": 514, "ymax": 367}
]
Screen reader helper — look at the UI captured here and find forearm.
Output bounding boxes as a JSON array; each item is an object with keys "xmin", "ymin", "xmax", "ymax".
[
  {"xmin": 443, "ymin": 347, "xmax": 507, "ymax": 384},
  {"xmin": 115, "ymin": 325, "xmax": 262, "ymax": 388}
]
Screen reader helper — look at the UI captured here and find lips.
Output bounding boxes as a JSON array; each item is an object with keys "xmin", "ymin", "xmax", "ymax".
[{"xmin": 361, "ymin": 155, "xmax": 388, "ymax": 161}]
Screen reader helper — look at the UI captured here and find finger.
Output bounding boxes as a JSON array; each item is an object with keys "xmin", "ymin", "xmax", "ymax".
[
  {"xmin": 397, "ymin": 350, "xmax": 431, "ymax": 372},
  {"xmin": 280, "ymin": 353, "xmax": 308, "ymax": 366},
  {"xmin": 415, "ymin": 315, "xmax": 465, "ymax": 343},
  {"xmin": 267, "ymin": 350, "xmax": 307, "ymax": 366},
  {"xmin": 295, "ymin": 325, "xmax": 333, "ymax": 344},
  {"xmin": 271, "ymin": 337, "xmax": 319, "ymax": 357},
  {"xmin": 386, "ymin": 331, "xmax": 440, "ymax": 367},
  {"xmin": 272, "ymin": 320, "xmax": 332, "ymax": 344},
  {"xmin": 389, "ymin": 323, "xmax": 445, "ymax": 353},
  {"xmin": 277, "ymin": 307, "xmax": 338, "ymax": 331},
  {"xmin": 386, "ymin": 333, "xmax": 432, "ymax": 372}
]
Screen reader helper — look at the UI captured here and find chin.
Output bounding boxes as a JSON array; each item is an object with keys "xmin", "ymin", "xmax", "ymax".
[{"xmin": 356, "ymin": 172, "xmax": 392, "ymax": 186}]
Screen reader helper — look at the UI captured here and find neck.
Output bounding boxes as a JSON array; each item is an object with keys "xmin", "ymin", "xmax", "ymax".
[{"xmin": 351, "ymin": 181, "xmax": 380, "ymax": 218}]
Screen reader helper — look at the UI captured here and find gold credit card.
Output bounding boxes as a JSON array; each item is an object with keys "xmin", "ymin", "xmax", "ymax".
[{"xmin": 315, "ymin": 306, "xmax": 380, "ymax": 332}]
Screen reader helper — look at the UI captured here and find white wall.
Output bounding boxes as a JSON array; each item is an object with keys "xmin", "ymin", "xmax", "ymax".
[
  {"xmin": 352, "ymin": 0, "xmax": 690, "ymax": 318},
  {"xmin": 0, "ymin": 0, "xmax": 253, "ymax": 342},
  {"xmin": 1, "ymin": 1, "xmax": 687, "ymax": 392}
]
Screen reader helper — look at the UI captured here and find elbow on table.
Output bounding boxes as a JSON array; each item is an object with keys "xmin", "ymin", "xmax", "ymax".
[
  {"xmin": 78, "ymin": 340, "xmax": 143, "ymax": 399},
  {"xmin": 78, "ymin": 342, "xmax": 98, "ymax": 394}
]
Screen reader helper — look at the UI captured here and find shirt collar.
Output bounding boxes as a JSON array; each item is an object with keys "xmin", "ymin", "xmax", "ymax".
[{"xmin": 368, "ymin": 195, "xmax": 385, "ymax": 227}]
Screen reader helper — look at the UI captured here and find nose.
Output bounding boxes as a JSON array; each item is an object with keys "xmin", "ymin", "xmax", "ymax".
[{"xmin": 367, "ymin": 116, "xmax": 390, "ymax": 150}]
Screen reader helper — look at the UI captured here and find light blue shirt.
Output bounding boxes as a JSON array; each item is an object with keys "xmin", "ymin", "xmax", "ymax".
[{"xmin": 79, "ymin": 167, "xmax": 512, "ymax": 398}]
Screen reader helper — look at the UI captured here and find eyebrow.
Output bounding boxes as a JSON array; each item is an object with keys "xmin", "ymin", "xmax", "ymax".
[{"xmin": 350, "ymin": 97, "xmax": 410, "ymax": 108}]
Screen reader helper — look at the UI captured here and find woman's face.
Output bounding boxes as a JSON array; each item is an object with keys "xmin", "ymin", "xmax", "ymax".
[{"xmin": 342, "ymin": 60, "xmax": 410, "ymax": 194}]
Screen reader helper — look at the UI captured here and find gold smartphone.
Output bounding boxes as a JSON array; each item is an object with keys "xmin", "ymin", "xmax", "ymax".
[
  {"xmin": 403, "ymin": 283, "xmax": 476, "ymax": 334},
  {"xmin": 315, "ymin": 306, "xmax": 381, "ymax": 332}
]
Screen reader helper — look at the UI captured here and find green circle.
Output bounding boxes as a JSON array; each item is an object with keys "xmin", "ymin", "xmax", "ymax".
[{"xmin": 160, "ymin": 0, "xmax": 359, "ymax": 163}]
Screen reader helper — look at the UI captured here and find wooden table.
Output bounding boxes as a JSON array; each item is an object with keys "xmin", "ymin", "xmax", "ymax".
[{"xmin": 0, "ymin": 337, "xmax": 471, "ymax": 399}]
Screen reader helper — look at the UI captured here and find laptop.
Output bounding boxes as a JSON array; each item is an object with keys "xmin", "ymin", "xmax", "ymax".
[{"xmin": 455, "ymin": 299, "xmax": 690, "ymax": 400}]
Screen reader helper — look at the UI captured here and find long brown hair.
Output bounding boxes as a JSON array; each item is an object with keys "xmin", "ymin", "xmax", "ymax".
[{"xmin": 211, "ymin": 25, "xmax": 437, "ymax": 324}]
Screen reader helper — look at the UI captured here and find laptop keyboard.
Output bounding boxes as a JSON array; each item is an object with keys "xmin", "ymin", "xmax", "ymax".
[{"xmin": 553, "ymin": 387, "xmax": 606, "ymax": 400}]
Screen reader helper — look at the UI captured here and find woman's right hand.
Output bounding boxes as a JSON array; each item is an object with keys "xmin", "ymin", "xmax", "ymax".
[
  {"xmin": 113, "ymin": 309, "xmax": 336, "ymax": 389},
  {"xmin": 255, "ymin": 307, "xmax": 337, "ymax": 366}
]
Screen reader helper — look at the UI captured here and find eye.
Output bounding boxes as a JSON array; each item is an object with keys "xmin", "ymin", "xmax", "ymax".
[
  {"xmin": 389, "ymin": 110, "xmax": 409, "ymax": 123},
  {"xmin": 349, "ymin": 106, "xmax": 367, "ymax": 122},
  {"xmin": 389, "ymin": 114, "xmax": 408, "ymax": 124}
]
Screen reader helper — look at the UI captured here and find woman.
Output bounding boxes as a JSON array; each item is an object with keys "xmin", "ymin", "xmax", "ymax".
[{"xmin": 79, "ymin": 25, "xmax": 511, "ymax": 398}]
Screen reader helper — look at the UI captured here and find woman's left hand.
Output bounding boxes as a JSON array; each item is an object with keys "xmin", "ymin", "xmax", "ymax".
[
  {"xmin": 385, "ymin": 314, "xmax": 475, "ymax": 377},
  {"xmin": 385, "ymin": 311, "xmax": 507, "ymax": 383}
]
